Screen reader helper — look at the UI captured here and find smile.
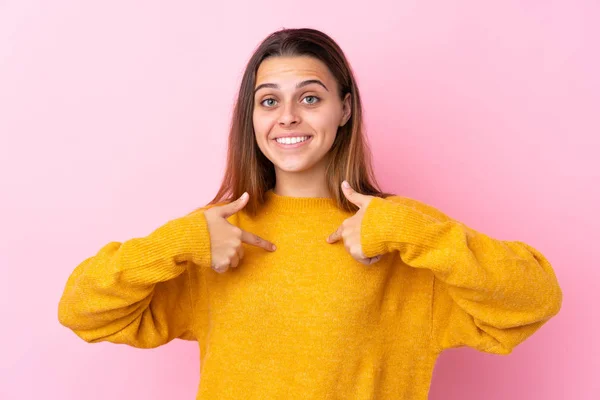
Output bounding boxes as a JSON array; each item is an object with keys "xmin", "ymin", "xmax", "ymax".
[{"xmin": 273, "ymin": 136, "xmax": 313, "ymax": 149}]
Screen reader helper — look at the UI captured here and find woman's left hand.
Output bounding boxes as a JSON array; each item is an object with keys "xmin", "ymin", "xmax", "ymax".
[{"xmin": 326, "ymin": 181, "xmax": 382, "ymax": 265}]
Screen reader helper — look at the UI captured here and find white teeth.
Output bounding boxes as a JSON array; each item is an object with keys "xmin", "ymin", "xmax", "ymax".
[{"xmin": 275, "ymin": 136, "xmax": 310, "ymax": 145}]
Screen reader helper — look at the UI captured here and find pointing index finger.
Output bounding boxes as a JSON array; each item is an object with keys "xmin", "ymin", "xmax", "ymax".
[
  {"xmin": 327, "ymin": 226, "xmax": 342, "ymax": 243},
  {"xmin": 241, "ymin": 229, "xmax": 276, "ymax": 251}
]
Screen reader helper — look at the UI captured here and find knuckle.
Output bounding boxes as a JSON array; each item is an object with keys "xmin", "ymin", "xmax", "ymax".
[
  {"xmin": 213, "ymin": 263, "xmax": 227, "ymax": 273},
  {"xmin": 214, "ymin": 257, "xmax": 225, "ymax": 266}
]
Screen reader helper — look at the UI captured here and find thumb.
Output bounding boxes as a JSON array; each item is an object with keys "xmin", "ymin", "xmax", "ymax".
[
  {"xmin": 219, "ymin": 192, "xmax": 249, "ymax": 218},
  {"xmin": 341, "ymin": 181, "xmax": 366, "ymax": 208}
]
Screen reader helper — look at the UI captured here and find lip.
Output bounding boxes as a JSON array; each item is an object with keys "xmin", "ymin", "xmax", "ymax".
[{"xmin": 272, "ymin": 135, "xmax": 313, "ymax": 149}]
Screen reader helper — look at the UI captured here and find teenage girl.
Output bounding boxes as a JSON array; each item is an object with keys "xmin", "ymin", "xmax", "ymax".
[{"xmin": 58, "ymin": 28, "xmax": 562, "ymax": 399}]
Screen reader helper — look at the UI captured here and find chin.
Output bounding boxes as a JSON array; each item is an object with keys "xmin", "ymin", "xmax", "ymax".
[
  {"xmin": 276, "ymin": 164, "xmax": 310, "ymax": 173},
  {"xmin": 273, "ymin": 159, "xmax": 315, "ymax": 173}
]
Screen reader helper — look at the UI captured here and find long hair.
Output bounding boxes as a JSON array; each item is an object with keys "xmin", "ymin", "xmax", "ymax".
[{"xmin": 206, "ymin": 27, "xmax": 393, "ymax": 216}]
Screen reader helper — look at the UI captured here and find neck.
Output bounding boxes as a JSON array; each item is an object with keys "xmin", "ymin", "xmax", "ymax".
[{"xmin": 273, "ymin": 158, "xmax": 331, "ymax": 198}]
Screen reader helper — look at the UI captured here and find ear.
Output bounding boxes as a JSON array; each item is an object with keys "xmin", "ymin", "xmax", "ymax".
[{"xmin": 339, "ymin": 93, "xmax": 352, "ymax": 127}]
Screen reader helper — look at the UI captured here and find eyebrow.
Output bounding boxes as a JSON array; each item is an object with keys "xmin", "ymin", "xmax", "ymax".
[{"xmin": 254, "ymin": 79, "xmax": 329, "ymax": 94}]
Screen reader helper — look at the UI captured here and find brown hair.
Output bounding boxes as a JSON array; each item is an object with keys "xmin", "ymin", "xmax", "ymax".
[{"xmin": 206, "ymin": 27, "xmax": 393, "ymax": 216}]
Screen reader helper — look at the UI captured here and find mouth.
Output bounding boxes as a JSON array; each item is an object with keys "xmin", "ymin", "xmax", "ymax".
[{"xmin": 272, "ymin": 135, "xmax": 313, "ymax": 149}]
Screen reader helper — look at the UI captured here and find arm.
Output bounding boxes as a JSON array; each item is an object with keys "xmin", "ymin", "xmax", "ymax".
[
  {"xmin": 57, "ymin": 209, "xmax": 212, "ymax": 349},
  {"xmin": 360, "ymin": 196, "xmax": 562, "ymax": 355}
]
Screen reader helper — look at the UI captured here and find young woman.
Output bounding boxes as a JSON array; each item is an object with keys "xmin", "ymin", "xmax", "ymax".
[{"xmin": 58, "ymin": 28, "xmax": 562, "ymax": 399}]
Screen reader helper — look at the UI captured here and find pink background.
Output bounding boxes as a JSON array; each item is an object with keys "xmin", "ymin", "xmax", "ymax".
[{"xmin": 1, "ymin": 1, "xmax": 598, "ymax": 399}]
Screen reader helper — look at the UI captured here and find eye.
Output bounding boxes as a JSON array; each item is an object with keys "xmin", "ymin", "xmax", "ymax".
[
  {"xmin": 302, "ymin": 95, "xmax": 320, "ymax": 105},
  {"xmin": 260, "ymin": 98, "xmax": 277, "ymax": 107}
]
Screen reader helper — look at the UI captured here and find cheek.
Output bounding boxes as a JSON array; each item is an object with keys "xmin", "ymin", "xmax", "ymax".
[
  {"xmin": 253, "ymin": 111, "xmax": 275, "ymax": 138},
  {"xmin": 306, "ymin": 110, "xmax": 341, "ymax": 138}
]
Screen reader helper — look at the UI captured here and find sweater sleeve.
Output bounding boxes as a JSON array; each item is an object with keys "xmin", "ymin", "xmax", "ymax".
[
  {"xmin": 360, "ymin": 196, "xmax": 562, "ymax": 355},
  {"xmin": 57, "ymin": 209, "xmax": 212, "ymax": 349}
]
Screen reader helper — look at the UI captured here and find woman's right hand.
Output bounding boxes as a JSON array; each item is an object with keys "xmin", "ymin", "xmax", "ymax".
[{"xmin": 203, "ymin": 192, "xmax": 276, "ymax": 273}]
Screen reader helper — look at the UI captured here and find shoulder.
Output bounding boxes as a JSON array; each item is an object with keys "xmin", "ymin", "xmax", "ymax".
[{"xmin": 381, "ymin": 194, "xmax": 453, "ymax": 223}]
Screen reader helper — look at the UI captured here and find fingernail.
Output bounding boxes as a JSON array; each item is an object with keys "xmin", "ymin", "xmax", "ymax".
[
  {"xmin": 342, "ymin": 181, "xmax": 350, "ymax": 188},
  {"xmin": 271, "ymin": 244, "xmax": 276, "ymax": 251},
  {"xmin": 241, "ymin": 192, "xmax": 248, "ymax": 199}
]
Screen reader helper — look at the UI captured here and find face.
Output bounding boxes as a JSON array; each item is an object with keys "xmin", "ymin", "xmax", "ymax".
[{"xmin": 252, "ymin": 56, "xmax": 351, "ymax": 175}]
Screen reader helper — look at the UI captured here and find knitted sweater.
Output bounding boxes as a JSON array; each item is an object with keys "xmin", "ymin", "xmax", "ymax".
[{"xmin": 58, "ymin": 190, "xmax": 562, "ymax": 399}]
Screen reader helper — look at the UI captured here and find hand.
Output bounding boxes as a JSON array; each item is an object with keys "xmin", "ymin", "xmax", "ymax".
[
  {"xmin": 204, "ymin": 192, "xmax": 276, "ymax": 273},
  {"xmin": 326, "ymin": 181, "xmax": 381, "ymax": 265}
]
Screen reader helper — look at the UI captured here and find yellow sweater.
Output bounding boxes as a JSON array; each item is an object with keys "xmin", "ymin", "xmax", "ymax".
[{"xmin": 58, "ymin": 190, "xmax": 562, "ymax": 399}]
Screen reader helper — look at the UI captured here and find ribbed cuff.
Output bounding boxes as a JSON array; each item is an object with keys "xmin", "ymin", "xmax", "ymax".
[{"xmin": 161, "ymin": 210, "xmax": 212, "ymax": 269}]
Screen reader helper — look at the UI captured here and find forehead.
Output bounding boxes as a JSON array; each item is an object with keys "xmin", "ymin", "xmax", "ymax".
[{"xmin": 255, "ymin": 56, "xmax": 335, "ymax": 86}]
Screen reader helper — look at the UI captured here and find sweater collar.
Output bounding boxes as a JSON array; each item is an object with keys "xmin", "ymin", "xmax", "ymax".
[{"xmin": 263, "ymin": 189, "xmax": 338, "ymax": 213}]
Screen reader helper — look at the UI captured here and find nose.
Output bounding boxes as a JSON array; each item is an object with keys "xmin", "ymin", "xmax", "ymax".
[{"xmin": 277, "ymin": 102, "xmax": 300, "ymax": 127}]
